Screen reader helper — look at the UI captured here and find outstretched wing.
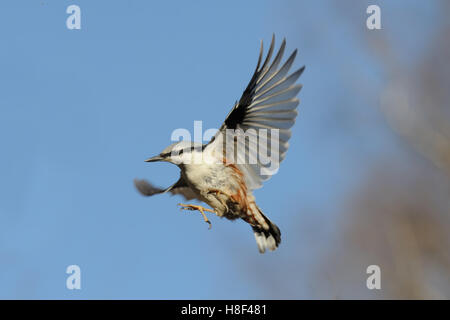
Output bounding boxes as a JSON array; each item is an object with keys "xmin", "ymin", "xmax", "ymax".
[
  {"xmin": 205, "ymin": 35, "xmax": 304, "ymax": 190},
  {"xmin": 134, "ymin": 177, "xmax": 197, "ymax": 200}
]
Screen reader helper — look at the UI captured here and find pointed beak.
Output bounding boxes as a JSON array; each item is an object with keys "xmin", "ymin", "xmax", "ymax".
[{"xmin": 144, "ymin": 155, "xmax": 164, "ymax": 163}]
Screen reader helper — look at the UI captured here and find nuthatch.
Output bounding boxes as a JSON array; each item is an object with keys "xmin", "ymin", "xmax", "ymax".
[{"xmin": 135, "ymin": 35, "xmax": 304, "ymax": 253}]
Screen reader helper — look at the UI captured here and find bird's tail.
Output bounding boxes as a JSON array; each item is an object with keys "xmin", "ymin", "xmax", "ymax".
[{"xmin": 251, "ymin": 207, "xmax": 281, "ymax": 254}]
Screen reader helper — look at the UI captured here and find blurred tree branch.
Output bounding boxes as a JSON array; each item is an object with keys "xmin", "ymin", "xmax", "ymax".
[{"xmin": 234, "ymin": 0, "xmax": 450, "ymax": 299}]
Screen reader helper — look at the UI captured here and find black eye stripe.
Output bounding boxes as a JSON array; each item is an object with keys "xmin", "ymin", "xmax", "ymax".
[{"xmin": 161, "ymin": 146, "xmax": 200, "ymax": 158}]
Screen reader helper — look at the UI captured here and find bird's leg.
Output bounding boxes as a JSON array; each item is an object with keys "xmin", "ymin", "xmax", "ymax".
[
  {"xmin": 208, "ymin": 189, "xmax": 233, "ymax": 197},
  {"xmin": 178, "ymin": 203, "xmax": 216, "ymax": 229},
  {"xmin": 207, "ymin": 189, "xmax": 232, "ymax": 210}
]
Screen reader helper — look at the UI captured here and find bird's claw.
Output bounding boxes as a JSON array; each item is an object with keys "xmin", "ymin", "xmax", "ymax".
[
  {"xmin": 179, "ymin": 206, "xmax": 196, "ymax": 211},
  {"xmin": 178, "ymin": 203, "xmax": 214, "ymax": 229}
]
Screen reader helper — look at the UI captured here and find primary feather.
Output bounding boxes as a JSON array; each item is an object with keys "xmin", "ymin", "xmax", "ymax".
[{"xmin": 205, "ymin": 34, "xmax": 305, "ymax": 190}]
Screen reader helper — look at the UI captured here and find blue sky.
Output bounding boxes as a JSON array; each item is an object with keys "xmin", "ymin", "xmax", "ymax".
[{"xmin": 0, "ymin": 1, "xmax": 441, "ymax": 299}]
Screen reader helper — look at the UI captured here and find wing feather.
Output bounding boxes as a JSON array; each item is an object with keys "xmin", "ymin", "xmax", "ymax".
[
  {"xmin": 206, "ymin": 35, "xmax": 304, "ymax": 190},
  {"xmin": 134, "ymin": 177, "xmax": 197, "ymax": 200}
]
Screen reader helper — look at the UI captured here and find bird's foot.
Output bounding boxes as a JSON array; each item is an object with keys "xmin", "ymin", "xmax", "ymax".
[
  {"xmin": 178, "ymin": 203, "xmax": 215, "ymax": 229},
  {"xmin": 207, "ymin": 189, "xmax": 231, "ymax": 210}
]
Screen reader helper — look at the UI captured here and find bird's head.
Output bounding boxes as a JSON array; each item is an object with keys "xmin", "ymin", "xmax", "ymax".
[{"xmin": 145, "ymin": 141, "xmax": 203, "ymax": 165}]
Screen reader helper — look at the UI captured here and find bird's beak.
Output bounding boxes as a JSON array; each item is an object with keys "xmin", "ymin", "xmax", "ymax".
[{"xmin": 144, "ymin": 155, "xmax": 164, "ymax": 163}]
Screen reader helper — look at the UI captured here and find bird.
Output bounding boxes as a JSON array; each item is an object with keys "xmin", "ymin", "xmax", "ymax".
[{"xmin": 134, "ymin": 35, "xmax": 304, "ymax": 253}]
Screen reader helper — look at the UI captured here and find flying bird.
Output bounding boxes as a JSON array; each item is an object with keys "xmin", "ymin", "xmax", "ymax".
[{"xmin": 135, "ymin": 35, "xmax": 304, "ymax": 253}]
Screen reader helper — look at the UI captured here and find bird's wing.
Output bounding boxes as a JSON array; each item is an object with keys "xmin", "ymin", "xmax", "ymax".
[
  {"xmin": 205, "ymin": 35, "xmax": 304, "ymax": 190},
  {"xmin": 134, "ymin": 177, "xmax": 197, "ymax": 200},
  {"xmin": 167, "ymin": 178, "xmax": 198, "ymax": 200}
]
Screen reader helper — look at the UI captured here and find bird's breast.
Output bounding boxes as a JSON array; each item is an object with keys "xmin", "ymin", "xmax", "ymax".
[{"xmin": 183, "ymin": 162, "xmax": 229, "ymax": 191}]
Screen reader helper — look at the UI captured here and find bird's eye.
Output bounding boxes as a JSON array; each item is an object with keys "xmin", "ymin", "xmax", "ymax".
[{"xmin": 178, "ymin": 149, "xmax": 184, "ymax": 155}]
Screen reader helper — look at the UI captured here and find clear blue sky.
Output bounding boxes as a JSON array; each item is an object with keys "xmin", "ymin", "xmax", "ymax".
[{"xmin": 0, "ymin": 0, "xmax": 440, "ymax": 299}]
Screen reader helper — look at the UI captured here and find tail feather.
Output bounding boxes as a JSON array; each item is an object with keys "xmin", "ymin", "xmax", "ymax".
[{"xmin": 252, "ymin": 209, "xmax": 281, "ymax": 254}]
